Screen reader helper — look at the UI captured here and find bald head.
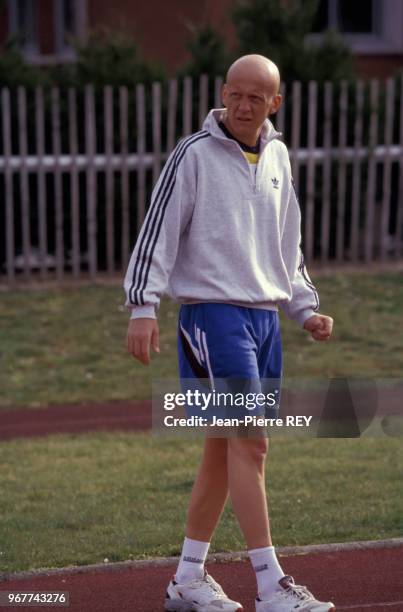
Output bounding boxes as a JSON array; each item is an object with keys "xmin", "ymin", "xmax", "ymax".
[
  {"xmin": 221, "ymin": 54, "xmax": 282, "ymax": 147},
  {"xmin": 226, "ymin": 55, "xmax": 280, "ymax": 96}
]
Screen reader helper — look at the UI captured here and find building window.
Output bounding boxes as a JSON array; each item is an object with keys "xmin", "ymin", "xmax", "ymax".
[
  {"xmin": 337, "ymin": 1, "xmax": 374, "ymax": 34},
  {"xmin": 8, "ymin": 0, "xmax": 38, "ymax": 54},
  {"xmin": 7, "ymin": 0, "xmax": 86, "ymax": 63},
  {"xmin": 312, "ymin": 0, "xmax": 377, "ymax": 34},
  {"xmin": 54, "ymin": 0, "xmax": 76, "ymax": 56},
  {"xmin": 308, "ymin": 0, "xmax": 403, "ymax": 54}
]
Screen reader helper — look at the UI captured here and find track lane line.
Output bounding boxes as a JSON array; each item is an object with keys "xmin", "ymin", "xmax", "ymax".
[{"xmin": 338, "ymin": 601, "xmax": 403, "ymax": 609}]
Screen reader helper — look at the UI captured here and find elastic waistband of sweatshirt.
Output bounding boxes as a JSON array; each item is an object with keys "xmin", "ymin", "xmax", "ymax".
[{"xmin": 178, "ymin": 299, "xmax": 278, "ymax": 312}]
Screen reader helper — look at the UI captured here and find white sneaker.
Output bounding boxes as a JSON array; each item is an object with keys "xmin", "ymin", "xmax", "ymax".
[
  {"xmin": 255, "ymin": 575, "xmax": 335, "ymax": 611},
  {"xmin": 165, "ymin": 572, "xmax": 243, "ymax": 611}
]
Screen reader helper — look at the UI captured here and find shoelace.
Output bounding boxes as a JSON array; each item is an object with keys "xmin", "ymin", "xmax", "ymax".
[
  {"xmin": 188, "ymin": 576, "xmax": 227, "ymax": 599},
  {"xmin": 282, "ymin": 582, "xmax": 315, "ymax": 602}
]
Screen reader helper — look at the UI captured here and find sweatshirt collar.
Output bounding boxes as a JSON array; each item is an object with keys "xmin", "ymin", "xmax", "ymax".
[{"xmin": 202, "ymin": 108, "xmax": 282, "ymax": 150}]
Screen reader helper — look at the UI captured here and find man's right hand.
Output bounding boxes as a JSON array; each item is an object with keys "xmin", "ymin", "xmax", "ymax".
[{"xmin": 126, "ymin": 318, "xmax": 160, "ymax": 366}]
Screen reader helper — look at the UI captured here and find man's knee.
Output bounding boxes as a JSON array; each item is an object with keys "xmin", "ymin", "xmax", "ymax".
[
  {"xmin": 228, "ymin": 437, "xmax": 268, "ymax": 465},
  {"xmin": 202, "ymin": 437, "xmax": 228, "ymax": 469}
]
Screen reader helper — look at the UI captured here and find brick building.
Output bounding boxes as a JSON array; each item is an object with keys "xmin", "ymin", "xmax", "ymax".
[{"xmin": 0, "ymin": 0, "xmax": 402, "ymax": 78}]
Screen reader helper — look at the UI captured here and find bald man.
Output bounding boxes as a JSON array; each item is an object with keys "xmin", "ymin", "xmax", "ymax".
[{"xmin": 124, "ymin": 55, "xmax": 335, "ymax": 611}]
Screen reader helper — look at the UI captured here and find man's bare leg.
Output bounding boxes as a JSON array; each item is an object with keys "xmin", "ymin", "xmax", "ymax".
[
  {"xmin": 227, "ymin": 436, "xmax": 271, "ymax": 548},
  {"xmin": 174, "ymin": 437, "xmax": 229, "ymax": 585},
  {"xmin": 184, "ymin": 435, "xmax": 272, "ymax": 547},
  {"xmin": 226, "ymin": 435, "xmax": 286, "ymax": 600},
  {"xmin": 175, "ymin": 432, "xmax": 285, "ymax": 605},
  {"xmin": 186, "ymin": 437, "xmax": 229, "ymax": 541}
]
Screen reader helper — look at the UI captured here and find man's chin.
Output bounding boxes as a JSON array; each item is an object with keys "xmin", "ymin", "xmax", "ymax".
[{"xmin": 235, "ymin": 119, "xmax": 253, "ymax": 129}]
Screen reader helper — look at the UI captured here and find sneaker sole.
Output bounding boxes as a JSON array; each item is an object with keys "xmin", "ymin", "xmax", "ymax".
[
  {"xmin": 256, "ymin": 604, "xmax": 335, "ymax": 612},
  {"xmin": 165, "ymin": 599, "xmax": 243, "ymax": 612}
]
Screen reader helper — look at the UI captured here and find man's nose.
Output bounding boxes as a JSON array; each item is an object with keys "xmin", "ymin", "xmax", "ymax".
[{"xmin": 238, "ymin": 97, "xmax": 252, "ymax": 113}]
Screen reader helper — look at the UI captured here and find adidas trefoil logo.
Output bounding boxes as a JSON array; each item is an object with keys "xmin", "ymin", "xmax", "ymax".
[{"xmin": 271, "ymin": 177, "xmax": 280, "ymax": 189}]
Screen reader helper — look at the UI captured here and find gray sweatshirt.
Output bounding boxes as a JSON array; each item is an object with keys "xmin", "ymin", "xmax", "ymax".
[{"xmin": 124, "ymin": 109, "xmax": 319, "ymax": 327}]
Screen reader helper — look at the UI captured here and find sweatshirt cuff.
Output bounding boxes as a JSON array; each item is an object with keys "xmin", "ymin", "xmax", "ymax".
[
  {"xmin": 296, "ymin": 308, "xmax": 317, "ymax": 329},
  {"xmin": 129, "ymin": 305, "xmax": 157, "ymax": 320}
]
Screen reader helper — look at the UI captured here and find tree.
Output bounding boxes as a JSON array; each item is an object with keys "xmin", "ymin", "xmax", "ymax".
[
  {"xmin": 232, "ymin": 0, "xmax": 355, "ymax": 83},
  {"xmin": 0, "ymin": 40, "xmax": 45, "ymax": 89},
  {"xmin": 179, "ymin": 23, "xmax": 230, "ymax": 79},
  {"xmin": 73, "ymin": 28, "xmax": 166, "ymax": 89}
]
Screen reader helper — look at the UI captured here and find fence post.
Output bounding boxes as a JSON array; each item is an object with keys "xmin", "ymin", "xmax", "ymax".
[
  {"xmin": 198, "ymin": 74, "xmax": 208, "ymax": 129},
  {"xmin": 291, "ymin": 81, "xmax": 301, "ymax": 190},
  {"xmin": 17, "ymin": 86, "xmax": 31, "ymax": 281},
  {"xmin": 152, "ymin": 81, "xmax": 162, "ymax": 185},
  {"xmin": 167, "ymin": 79, "xmax": 178, "ymax": 154},
  {"xmin": 321, "ymin": 81, "xmax": 333, "ymax": 263},
  {"xmin": 85, "ymin": 84, "xmax": 98, "ymax": 281},
  {"xmin": 305, "ymin": 80, "xmax": 317, "ymax": 262},
  {"xmin": 119, "ymin": 86, "xmax": 130, "ymax": 270},
  {"xmin": 136, "ymin": 83, "xmax": 146, "ymax": 229},
  {"xmin": 35, "ymin": 86, "xmax": 48, "ymax": 281},
  {"xmin": 214, "ymin": 76, "xmax": 223, "ymax": 109},
  {"xmin": 68, "ymin": 87, "xmax": 80, "ymax": 280},
  {"xmin": 104, "ymin": 85, "xmax": 115, "ymax": 275},
  {"xmin": 182, "ymin": 77, "xmax": 192, "ymax": 137},
  {"xmin": 350, "ymin": 80, "xmax": 364, "ymax": 262},
  {"xmin": 336, "ymin": 80, "xmax": 348, "ymax": 263},
  {"xmin": 396, "ymin": 78, "xmax": 403, "ymax": 259},
  {"xmin": 364, "ymin": 80, "xmax": 379, "ymax": 263},
  {"xmin": 1, "ymin": 88, "xmax": 15, "ymax": 286},
  {"xmin": 380, "ymin": 78, "xmax": 394, "ymax": 261},
  {"xmin": 51, "ymin": 87, "xmax": 64, "ymax": 281}
]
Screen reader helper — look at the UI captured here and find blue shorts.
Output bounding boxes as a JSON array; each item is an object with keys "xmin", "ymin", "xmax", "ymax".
[{"xmin": 177, "ymin": 303, "xmax": 282, "ymax": 419}]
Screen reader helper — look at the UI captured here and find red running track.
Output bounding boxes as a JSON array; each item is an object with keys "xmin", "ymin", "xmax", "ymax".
[
  {"xmin": 1, "ymin": 547, "xmax": 402, "ymax": 611},
  {"xmin": 0, "ymin": 401, "xmax": 152, "ymax": 441},
  {"xmin": 1, "ymin": 388, "xmax": 402, "ymax": 442}
]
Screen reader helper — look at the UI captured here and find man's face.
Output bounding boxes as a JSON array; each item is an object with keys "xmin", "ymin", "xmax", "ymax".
[{"xmin": 222, "ymin": 76, "xmax": 281, "ymax": 143}]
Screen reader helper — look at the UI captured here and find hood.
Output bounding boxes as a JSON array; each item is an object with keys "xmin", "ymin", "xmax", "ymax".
[{"xmin": 202, "ymin": 108, "xmax": 282, "ymax": 149}]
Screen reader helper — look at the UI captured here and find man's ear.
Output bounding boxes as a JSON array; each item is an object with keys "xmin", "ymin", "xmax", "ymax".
[{"xmin": 268, "ymin": 93, "xmax": 282, "ymax": 115}]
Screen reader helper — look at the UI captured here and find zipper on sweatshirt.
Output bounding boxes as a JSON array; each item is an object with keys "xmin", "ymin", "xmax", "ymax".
[
  {"xmin": 225, "ymin": 139, "xmax": 259, "ymax": 193},
  {"xmin": 248, "ymin": 150, "xmax": 267, "ymax": 194},
  {"xmin": 231, "ymin": 137, "xmax": 277, "ymax": 195},
  {"xmin": 243, "ymin": 153, "xmax": 260, "ymax": 193},
  {"xmin": 228, "ymin": 140, "xmax": 262, "ymax": 193},
  {"xmin": 216, "ymin": 131, "xmax": 279, "ymax": 195}
]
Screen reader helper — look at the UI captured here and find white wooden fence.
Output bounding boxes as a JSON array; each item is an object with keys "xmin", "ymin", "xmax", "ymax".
[{"xmin": 1, "ymin": 76, "xmax": 403, "ymax": 287}]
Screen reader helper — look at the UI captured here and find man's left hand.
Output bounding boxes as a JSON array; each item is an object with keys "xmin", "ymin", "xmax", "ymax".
[{"xmin": 303, "ymin": 314, "xmax": 333, "ymax": 341}]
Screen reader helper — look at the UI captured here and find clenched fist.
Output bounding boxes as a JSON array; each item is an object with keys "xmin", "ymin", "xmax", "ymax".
[{"xmin": 303, "ymin": 314, "xmax": 333, "ymax": 341}]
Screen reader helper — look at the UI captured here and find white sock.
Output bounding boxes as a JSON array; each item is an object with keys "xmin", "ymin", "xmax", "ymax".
[
  {"xmin": 249, "ymin": 545, "xmax": 285, "ymax": 600},
  {"xmin": 175, "ymin": 537, "xmax": 210, "ymax": 583}
]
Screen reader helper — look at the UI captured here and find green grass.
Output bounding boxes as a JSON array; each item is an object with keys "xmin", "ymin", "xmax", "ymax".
[
  {"xmin": 0, "ymin": 432, "xmax": 402, "ymax": 574},
  {"xmin": 1, "ymin": 272, "xmax": 403, "ymax": 409},
  {"xmin": 281, "ymin": 271, "xmax": 403, "ymax": 378},
  {"xmin": 0, "ymin": 287, "xmax": 179, "ymax": 408}
]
